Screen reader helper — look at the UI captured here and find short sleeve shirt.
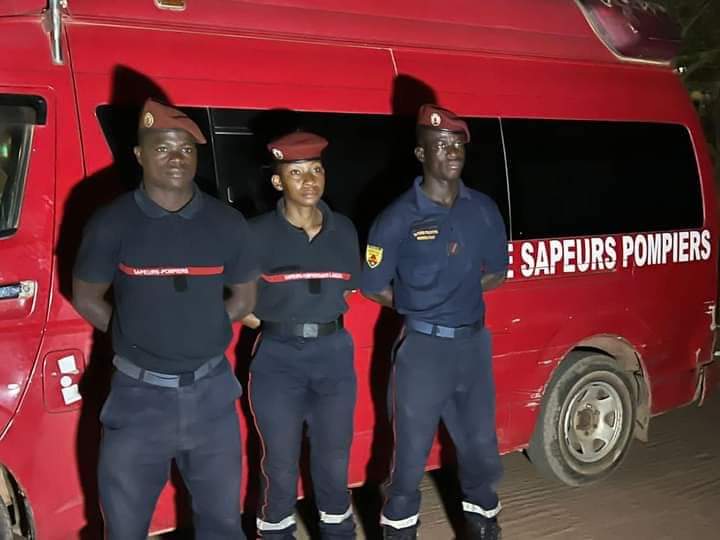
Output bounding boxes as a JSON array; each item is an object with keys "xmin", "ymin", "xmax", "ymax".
[
  {"xmin": 73, "ymin": 186, "xmax": 259, "ymax": 373},
  {"xmin": 361, "ymin": 177, "xmax": 507, "ymax": 327},
  {"xmin": 249, "ymin": 199, "xmax": 361, "ymax": 323}
]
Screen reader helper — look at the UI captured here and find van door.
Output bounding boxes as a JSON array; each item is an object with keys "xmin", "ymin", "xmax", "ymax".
[{"xmin": 0, "ymin": 94, "xmax": 54, "ymax": 432}]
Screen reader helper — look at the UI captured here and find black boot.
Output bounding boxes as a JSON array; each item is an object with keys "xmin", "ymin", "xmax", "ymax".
[
  {"xmin": 382, "ymin": 525, "xmax": 418, "ymax": 539},
  {"xmin": 466, "ymin": 515, "xmax": 501, "ymax": 540}
]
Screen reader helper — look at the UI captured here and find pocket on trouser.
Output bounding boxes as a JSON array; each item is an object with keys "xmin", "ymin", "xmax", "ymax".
[
  {"xmin": 98, "ymin": 391, "xmax": 122, "ymax": 429},
  {"xmin": 251, "ymin": 331, "xmax": 263, "ymax": 358},
  {"xmin": 471, "ymin": 328, "xmax": 496, "ymax": 395},
  {"xmin": 250, "ymin": 334, "xmax": 296, "ymax": 375},
  {"xmin": 387, "ymin": 330, "xmax": 410, "ymax": 423},
  {"xmin": 195, "ymin": 362, "xmax": 243, "ymax": 421},
  {"xmin": 390, "ymin": 327, "xmax": 408, "ymax": 366},
  {"xmin": 324, "ymin": 330, "xmax": 356, "ymax": 379},
  {"xmin": 99, "ymin": 372, "xmax": 170, "ymax": 430}
]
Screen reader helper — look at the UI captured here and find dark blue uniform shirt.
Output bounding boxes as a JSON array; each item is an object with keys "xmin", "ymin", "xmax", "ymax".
[
  {"xmin": 361, "ymin": 177, "xmax": 508, "ymax": 327},
  {"xmin": 74, "ymin": 186, "xmax": 259, "ymax": 373},
  {"xmin": 249, "ymin": 199, "xmax": 360, "ymax": 323}
]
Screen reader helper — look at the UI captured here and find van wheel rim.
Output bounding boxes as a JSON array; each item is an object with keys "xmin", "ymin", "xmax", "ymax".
[{"xmin": 562, "ymin": 381, "xmax": 624, "ymax": 464}]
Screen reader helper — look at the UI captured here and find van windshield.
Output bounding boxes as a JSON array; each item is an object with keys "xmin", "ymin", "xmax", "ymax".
[{"xmin": 0, "ymin": 109, "xmax": 33, "ymax": 237}]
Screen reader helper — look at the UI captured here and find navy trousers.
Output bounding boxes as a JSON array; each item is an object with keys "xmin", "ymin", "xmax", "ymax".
[
  {"xmin": 249, "ymin": 329, "xmax": 357, "ymax": 539},
  {"xmin": 98, "ymin": 360, "xmax": 245, "ymax": 540},
  {"xmin": 381, "ymin": 327, "xmax": 502, "ymax": 531}
]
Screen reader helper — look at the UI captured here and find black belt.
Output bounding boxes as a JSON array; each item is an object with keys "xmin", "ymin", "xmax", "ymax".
[
  {"xmin": 405, "ymin": 317, "xmax": 484, "ymax": 339},
  {"xmin": 262, "ymin": 318, "xmax": 343, "ymax": 338},
  {"xmin": 112, "ymin": 355, "xmax": 225, "ymax": 388}
]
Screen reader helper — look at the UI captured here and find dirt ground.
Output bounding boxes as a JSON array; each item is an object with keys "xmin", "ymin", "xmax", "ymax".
[
  {"xmin": 405, "ymin": 392, "xmax": 720, "ymax": 540},
  {"xmin": 156, "ymin": 392, "xmax": 720, "ymax": 539}
]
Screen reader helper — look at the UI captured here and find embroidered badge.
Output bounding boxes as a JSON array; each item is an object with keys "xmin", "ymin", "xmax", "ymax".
[
  {"xmin": 366, "ymin": 245, "xmax": 384, "ymax": 268},
  {"xmin": 412, "ymin": 228, "xmax": 439, "ymax": 241},
  {"xmin": 143, "ymin": 112, "xmax": 155, "ymax": 128},
  {"xmin": 271, "ymin": 148, "xmax": 284, "ymax": 160},
  {"xmin": 430, "ymin": 112, "xmax": 442, "ymax": 127}
]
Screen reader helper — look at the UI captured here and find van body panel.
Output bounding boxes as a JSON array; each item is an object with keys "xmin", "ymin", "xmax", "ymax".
[
  {"xmin": 0, "ymin": 1, "xmax": 46, "ymax": 17},
  {"xmin": 66, "ymin": 0, "xmax": 616, "ymax": 64},
  {"xmin": 0, "ymin": 14, "xmax": 90, "ymax": 540},
  {"xmin": 0, "ymin": 2, "xmax": 716, "ymax": 537}
]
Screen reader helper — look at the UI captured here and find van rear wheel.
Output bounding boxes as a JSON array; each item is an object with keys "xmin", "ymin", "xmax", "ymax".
[{"xmin": 528, "ymin": 353, "xmax": 636, "ymax": 486}]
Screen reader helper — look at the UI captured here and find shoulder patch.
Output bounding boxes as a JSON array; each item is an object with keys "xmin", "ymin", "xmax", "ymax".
[{"xmin": 365, "ymin": 245, "xmax": 384, "ymax": 269}]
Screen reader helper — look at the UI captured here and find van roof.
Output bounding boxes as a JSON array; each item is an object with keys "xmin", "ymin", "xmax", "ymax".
[{"xmin": 63, "ymin": 0, "xmax": 621, "ymax": 64}]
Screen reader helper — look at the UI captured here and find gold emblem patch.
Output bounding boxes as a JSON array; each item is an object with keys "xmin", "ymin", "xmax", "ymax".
[
  {"xmin": 430, "ymin": 112, "xmax": 442, "ymax": 127},
  {"xmin": 143, "ymin": 112, "xmax": 155, "ymax": 128},
  {"xmin": 366, "ymin": 245, "xmax": 384, "ymax": 269},
  {"xmin": 271, "ymin": 148, "xmax": 284, "ymax": 160}
]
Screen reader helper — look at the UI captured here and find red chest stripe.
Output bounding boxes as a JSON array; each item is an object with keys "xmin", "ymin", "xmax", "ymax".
[
  {"xmin": 261, "ymin": 271, "xmax": 351, "ymax": 283},
  {"xmin": 118, "ymin": 263, "xmax": 224, "ymax": 277}
]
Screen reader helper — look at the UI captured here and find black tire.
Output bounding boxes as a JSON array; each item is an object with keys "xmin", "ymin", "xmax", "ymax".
[{"xmin": 527, "ymin": 353, "xmax": 636, "ymax": 486}]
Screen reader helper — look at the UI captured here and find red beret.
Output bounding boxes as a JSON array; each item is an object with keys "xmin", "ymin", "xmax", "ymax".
[
  {"xmin": 267, "ymin": 131, "xmax": 328, "ymax": 162},
  {"xmin": 417, "ymin": 104, "xmax": 470, "ymax": 142},
  {"xmin": 138, "ymin": 99, "xmax": 207, "ymax": 144}
]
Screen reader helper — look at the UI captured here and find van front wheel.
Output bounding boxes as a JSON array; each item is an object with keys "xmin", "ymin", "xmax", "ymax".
[{"xmin": 528, "ymin": 353, "xmax": 636, "ymax": 486}]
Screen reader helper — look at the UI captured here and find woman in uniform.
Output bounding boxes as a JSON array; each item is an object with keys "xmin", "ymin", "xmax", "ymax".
[{"xmin": 244, "ymin": 131, "xmax": 360, "ymax": 539}]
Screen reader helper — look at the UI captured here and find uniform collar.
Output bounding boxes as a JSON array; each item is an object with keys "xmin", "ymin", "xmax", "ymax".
[
  {"xmin": 133, "ymin": 184, "xmax": 204, "ymax": 219},
  {"xmin": 413, "ymin": 176, "xmax": 471, "ymax": 210},
  {"xmin": 275, "ymin": 198, "xmax": 336, "ymax": 232}
]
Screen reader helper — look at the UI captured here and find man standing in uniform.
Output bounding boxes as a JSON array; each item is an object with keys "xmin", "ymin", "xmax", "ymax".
[
  {"xmin": 243, "ymin": 132, "xmax": 360, "ymax": 539},
  {"xmin": 72, "ymin": 99, "xmax": 258, "ymax": 540},
  {"xmin": 361, "ymin": 105, "xmax": 508, "ymax": 540}
]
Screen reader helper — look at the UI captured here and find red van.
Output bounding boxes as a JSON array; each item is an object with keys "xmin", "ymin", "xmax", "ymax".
[{"xmin": 0, "ymin": 0, "xmax": 717, "ymax": 538}]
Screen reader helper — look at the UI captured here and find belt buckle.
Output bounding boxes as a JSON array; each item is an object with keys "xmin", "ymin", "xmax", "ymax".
[
  {"xmin": 435, "ymin": 325, "xmax": 455, "ymax": 339},
  {"xmin": 302, "ymin": 323, "xmax": 319, "ymax": 339},
  {"xmin": 178, "ymin": 372, "xmax": 195, "ymax": 387}
]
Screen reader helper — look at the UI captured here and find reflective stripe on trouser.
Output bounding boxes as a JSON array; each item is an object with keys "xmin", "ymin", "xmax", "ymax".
[
  {"xmin": 380, "ymin": 513, "xmax": 419, "ymax": 529},
  {"xmin": 382, "ymin": 327, "xmax": 502, "ymax": 528},
  {"xmin": 249, "ymin": 330, "xmax": 357, "ymax": 539},
  {"xmin": 257, "ymin": 515, "xmax": 297, "ymax": 532},
  {"xmin": 463, "ymin": 501, "xmax": 502, "ymax": 518},
  {"xmin": 320, "ymin": 507, "xmax": 353, "ymax": 524},
  {"xmin": 98, "ymin": 360, "xmax": 245, "ymax": 540}
]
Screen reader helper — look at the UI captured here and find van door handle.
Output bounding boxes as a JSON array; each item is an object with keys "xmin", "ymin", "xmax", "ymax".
[{"xmin": 0, "ymin": 281, "xmax": 36, "ymax": 300}]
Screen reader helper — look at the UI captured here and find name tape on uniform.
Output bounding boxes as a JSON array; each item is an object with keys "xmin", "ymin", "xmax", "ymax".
[
  {"xmin": 261, "ymin": 272, "xmax": 351, "ymax": 282},
  {"xmin": 118, "ymin": 263, "xmax": 224, "ymax": 276}
]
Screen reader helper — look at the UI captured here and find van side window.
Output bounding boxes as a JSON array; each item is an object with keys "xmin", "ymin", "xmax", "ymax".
[
  {"xmin": 0, "ymin": 105, "xmax": 35, "ymax": 237},
  {"xmin": 464, "ymin": 118, "xmax": 509, "ymax": 231},
  {"xmin": 502, "ymin": 119, "xmax": 703, "ymax": 239},
  {"xmin": 97, "ymin": 106, "xmax": 510, "ymax": 241},
  {"xmin": 211, "ymin": 110, "xmax": 509, "ymax": 242}
]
